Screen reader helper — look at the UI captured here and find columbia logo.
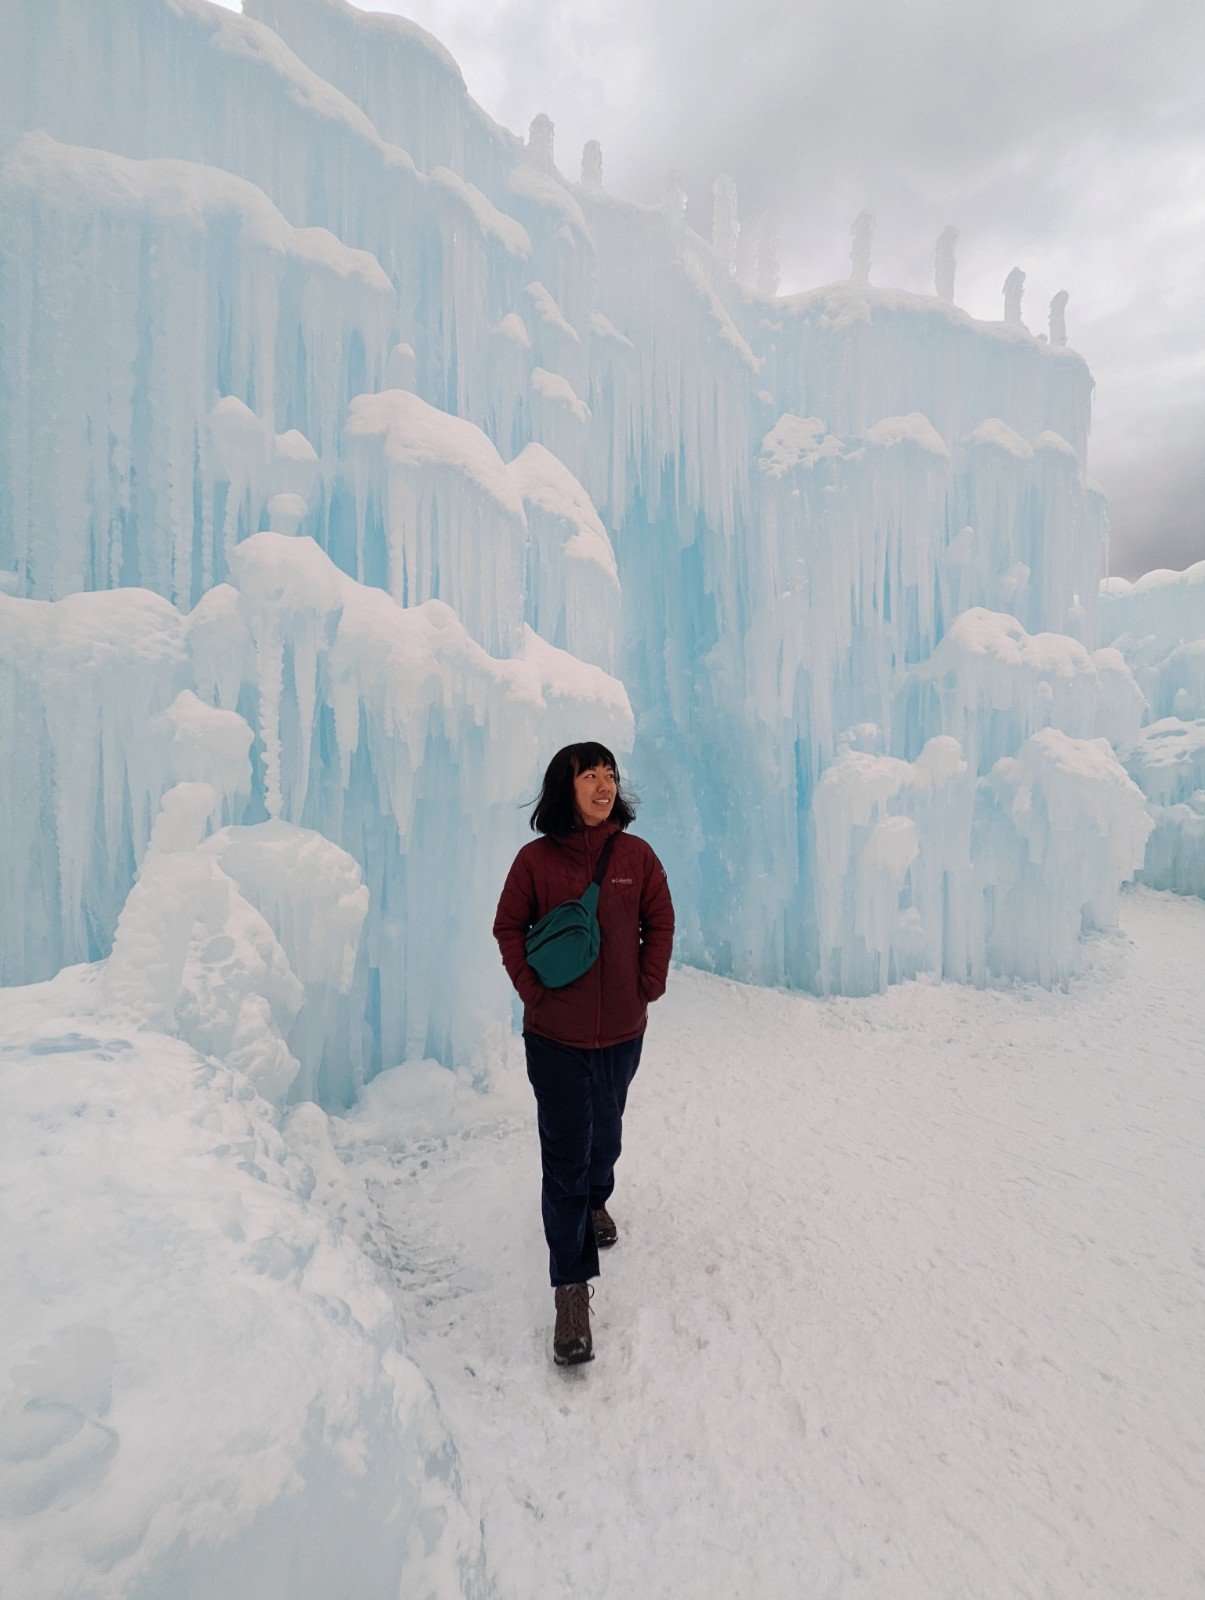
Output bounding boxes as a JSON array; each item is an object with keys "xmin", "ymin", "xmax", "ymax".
[{"xmin": 611, "ymin": 876, "xmax": 634, "ymax": 885}]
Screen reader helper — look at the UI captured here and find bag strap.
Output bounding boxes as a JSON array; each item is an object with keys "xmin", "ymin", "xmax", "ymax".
[{"xmin": 591, "ymin": 832, "xmax": 619, "ymax": 888}]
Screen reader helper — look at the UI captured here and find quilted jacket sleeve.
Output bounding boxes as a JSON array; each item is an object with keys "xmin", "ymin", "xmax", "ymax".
[
  {"xmin": 637, "ymin": 843, "xmax": 675, "ymax": 1002},
  {"xmin": 492, "ymin": 847, "xmax": 546, "ymax": 1008}
]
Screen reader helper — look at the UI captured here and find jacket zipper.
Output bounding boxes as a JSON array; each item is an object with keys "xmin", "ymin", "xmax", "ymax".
[{"xmin": 590, "ymin": 828, "xmax": 602, "ymax": 1048}]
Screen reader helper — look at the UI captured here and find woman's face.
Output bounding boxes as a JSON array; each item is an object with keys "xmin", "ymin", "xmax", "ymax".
[{"xmin": 572, "ymin": 762, "xmax": 617, "ymax": 826}]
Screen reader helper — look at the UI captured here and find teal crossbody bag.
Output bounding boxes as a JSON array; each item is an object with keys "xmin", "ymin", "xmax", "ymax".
[{"xmin": 524, "ymin": 835, "xmax": 619, "ymax": 988}]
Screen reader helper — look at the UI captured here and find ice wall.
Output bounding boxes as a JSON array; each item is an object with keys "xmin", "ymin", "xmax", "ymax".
[
  {"xmin": 0, "ymin": 0, "xmax": 1143, "ymax": 1025},
  {"xmin": 0, "ymin": 133, "xmax": 395, "ymax": 605},
  {"xmin": 342, "ymin": 389, "xmax": 528, "ymax": 654},
  {"xmin": 1100, "ymin": 563, "xmax": 1205, "ymax": 897},
  {"xmin": 814, "ymin": 728, "xmax": 1152, "ymax": 994},
  {"xmin": 0, "ymin": 0, "xmax": 428, "ymax": 265},
  {"xmin": 244, "ymin": 0, "xmax": 520, "ymax": 194},
  {"xmin": 1, "ymin": 533, "xmax": 631, "ymax": 1089},
  {"xmin": 0, "ymin": 587, "xmax": 187, "ymax": 984}
]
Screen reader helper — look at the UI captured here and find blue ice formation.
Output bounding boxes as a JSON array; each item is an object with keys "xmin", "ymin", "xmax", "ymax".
[
  {"xmin": 0, "ymin": 0, "xmax": 1191, "ymax": 1093},
  {"xmin": 1100, "ymin": 564, "xmax": 1205, "ymax": 898}
]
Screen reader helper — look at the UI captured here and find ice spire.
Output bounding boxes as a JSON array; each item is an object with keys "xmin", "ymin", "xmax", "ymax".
[
  {"xmin": 1003, "ymin": 267, "xmax": 1026, "ymax": 326},
  {"xmin": 849, "ymin": 210, "xmax": 875, "ymax": 285},
  {"xmin": 581, "ymin": 139, "xmax": 602, "ymax": 192},
  {"xmin": 754, "ymin": 213, "xmax": 779, "ymax": 298},
  {"xmin": 1049, "ymin": 289, "xmax": 1069, "ymax": 348},
  {"xmin": 712, "ymin": 173, "xmax": 740, "ymax": 276},
  {"xmin": 662, "ymin": 170, "xmax": 688, "ymax": 233},
  {"xmin": 528, "ymin": 112, "xmax": 555, "ymax": 171},
  {"xmin": 934, "ymin": 225, "xmax": 958, "ymax": 302}
]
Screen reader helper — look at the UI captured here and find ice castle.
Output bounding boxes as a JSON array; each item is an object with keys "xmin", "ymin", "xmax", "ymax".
[{"xmin": 2, "ymin": 0, "xmax": 1201, "ymax": 1108}]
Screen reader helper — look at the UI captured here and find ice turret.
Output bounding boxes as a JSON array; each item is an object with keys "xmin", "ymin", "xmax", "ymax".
[
  {"xmin": 581, "ymin": 139, "xmax": 603, "ymax": 192},
  {"xmin": 528, "ymin": 112, "xmax": 556, "ymax": 171},
  {"xmin": 712, "ymin": 174, "xmax": 740, "ymax": 276},
  {"xmin": 1003, "ymin": 267, "xmax": 1026, "ymax": 326},
  {"xmin": 934, "ymin": 225, "xmax": 958, "ymax": 302},
  {"xmin": 849, "ymin": 210, "xmax": 875, "ymax": 285},
  {"xmin": 662, "ymin": 170, "xmax": 689, "ymax": 233},
  {"xmin": 1049, "ymin": 290, "xmax": 1069, "ymax": 347},
  {"xmin": 754, "ymin": 213, "xmax": 780, "ymax": 297}
]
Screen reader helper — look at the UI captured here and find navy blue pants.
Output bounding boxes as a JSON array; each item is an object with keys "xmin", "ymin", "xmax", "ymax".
[{"xmin": 524, "ymin": 1030, "xmax": 644, "ymax": 1287}]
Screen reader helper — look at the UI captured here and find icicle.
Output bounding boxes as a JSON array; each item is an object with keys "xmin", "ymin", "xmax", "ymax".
[
  {"xmin": 1049, "ymin": 290, "xmax": 1069, "ymax": 348},
  {"xmin": 1003, "ymin": 267, "xmax": 1026, "ymax": 326},
  {"xmin": 934, "ymin": 225, "xmax": 958, "ymax": 302},
  {"xmin": 849, "ymin": 211, "xmax": 875, "ymax": 286},
  {"xmin": 581, "ymin": 140, "xmax": 602, "ymax": 192},
  {"xmin": 256, "ymin": 616, "xmax": 285, "ymax": 822},
  {"xmin": 712, "ymin": 174, "xmax": 739, "ymax": 276}
]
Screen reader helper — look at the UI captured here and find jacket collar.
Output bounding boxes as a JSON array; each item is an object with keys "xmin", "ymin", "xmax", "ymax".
[{"xmin": 557, "ymin": 818, "xmax": 622, "ymax": 856}]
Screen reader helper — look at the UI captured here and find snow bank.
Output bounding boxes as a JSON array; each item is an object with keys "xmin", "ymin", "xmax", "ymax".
[
  {"xmin": 0, "ymin": 968, "xmax": 485, "ymax": 1600},
  {"xmin": 103, "ymin": 783, "xmax": 307, "ymax": 1107},
  {"xmin": 100, "ymin": 779, "xmax": 369, "ymax": 1109}
]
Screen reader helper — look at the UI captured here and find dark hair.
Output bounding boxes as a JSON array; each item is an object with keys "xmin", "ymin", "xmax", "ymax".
[{"xmin": 529, "ymin": 742, "xmax": 637, "ymax": 837}]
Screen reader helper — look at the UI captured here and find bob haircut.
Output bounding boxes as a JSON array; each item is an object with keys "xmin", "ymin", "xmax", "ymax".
[{"xmin": 529, "ymin": 741, "xmax": 637, "ymax": 837}]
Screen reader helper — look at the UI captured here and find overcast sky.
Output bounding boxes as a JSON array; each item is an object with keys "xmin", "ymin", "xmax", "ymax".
[{"xmin": 225, "ymin": 0, "xmax": 1204, "ymax": 578}]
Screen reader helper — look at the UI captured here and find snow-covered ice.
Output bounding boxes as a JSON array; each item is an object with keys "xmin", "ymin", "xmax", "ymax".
[{"xmin": 1100, "ymin": 563, "xmax": 1205, "ymax": 897}]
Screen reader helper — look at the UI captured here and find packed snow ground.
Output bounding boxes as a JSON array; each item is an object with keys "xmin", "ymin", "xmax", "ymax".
[
  {"xmin": 3, "ymin": 887, "xmax": 1202, "ymax": 1598},
  {"xmin": 335, "ymin": 886, "xmax": 1204, "ymax": 1600}
]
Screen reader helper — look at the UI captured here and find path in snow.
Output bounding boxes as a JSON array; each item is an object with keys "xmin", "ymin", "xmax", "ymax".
[{"xmin": 336, "ymin": 888, "xmax": 1205, "ymax": 1600}]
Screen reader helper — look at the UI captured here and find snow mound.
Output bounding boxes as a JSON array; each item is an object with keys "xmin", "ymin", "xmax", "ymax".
[{"xmin": 0, "ymin": 970, "xmax": 485, "ymax": 1599}]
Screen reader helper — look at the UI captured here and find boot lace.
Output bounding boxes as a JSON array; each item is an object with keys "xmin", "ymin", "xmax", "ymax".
[{"xmin": 557, "ymin": 1283, "xmax": 593, "ymax": 1343}]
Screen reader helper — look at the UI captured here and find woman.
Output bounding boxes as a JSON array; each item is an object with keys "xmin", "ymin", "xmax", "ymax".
[{"xmin": 492, "ymin": 742, "xmax": 674, "ymax": 1366}]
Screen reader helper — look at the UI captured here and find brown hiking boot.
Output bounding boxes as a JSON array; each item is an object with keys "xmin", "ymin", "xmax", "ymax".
[
  {"xmin": 553, "ymin": 1283, "xmax": 594, "ymax": 1365},
  {"xmin": 591, "ymin": 1205, "xmax": 618, "ymax": 1248}
]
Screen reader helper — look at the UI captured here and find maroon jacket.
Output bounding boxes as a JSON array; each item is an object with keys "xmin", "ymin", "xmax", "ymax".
[{"xmin": 492, "ymin": 820, "xmax": 674, "ymax": 1048}]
